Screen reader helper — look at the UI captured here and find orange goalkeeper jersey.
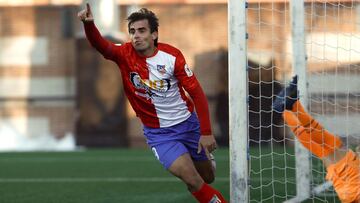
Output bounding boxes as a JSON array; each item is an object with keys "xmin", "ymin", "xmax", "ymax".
[{"xmin": 326, "ymin": 150, "xmax": 360, "ymax": 203}]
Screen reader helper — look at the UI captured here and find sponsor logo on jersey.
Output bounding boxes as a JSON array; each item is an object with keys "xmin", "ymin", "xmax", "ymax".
[
  {"xmin": 130, "ymin": 72, "xmax": 171, "ymax": 99},
  {"xmin": 156, "ymin": 64, "xmax": 166, "ymax": 75},
  {"xmin": 184, "ymin": 64, "xmax": 193, "ymax": 77}
]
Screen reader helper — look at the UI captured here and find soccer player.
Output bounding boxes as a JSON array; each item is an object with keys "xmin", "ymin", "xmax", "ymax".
[
  {"xmin": 273, "ymin": 75, "xmax": 360, "ymax": 203},
  {"xmin": 78, "ymin": 4, "xmax": 226, "ymax": 203}
]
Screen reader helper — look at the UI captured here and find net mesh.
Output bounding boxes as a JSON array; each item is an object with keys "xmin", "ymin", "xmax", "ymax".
[{"xmin": 247, "ymin": 1, "xmax": 360, "ymax": 202}]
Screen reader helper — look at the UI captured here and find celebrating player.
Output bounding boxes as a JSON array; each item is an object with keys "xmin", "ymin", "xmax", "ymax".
[
  {"xmin": 273, "ymin": 75, "xmax": 360, "ymax": 203},
  {"xmin": 78, "ymin": 4, "xmax": 226, "ymax": 203}
]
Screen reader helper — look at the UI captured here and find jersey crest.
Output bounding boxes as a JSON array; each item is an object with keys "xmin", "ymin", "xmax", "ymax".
[{"xmin": 156, "ymin": 64, "xmax": 166, "ymax": 75}]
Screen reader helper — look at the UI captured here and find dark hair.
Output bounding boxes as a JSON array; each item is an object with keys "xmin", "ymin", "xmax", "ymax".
[{"xmin": 127, "ymin": 8, "xmax": 159, "ymax": 46}]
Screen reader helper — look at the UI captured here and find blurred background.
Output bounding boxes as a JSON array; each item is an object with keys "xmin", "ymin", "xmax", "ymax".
[
  {"xmin": 1, "ymin": 0, "xmax": 359, "ymax": 151},
  {"xmin": 0, "ymin": 0, "xmax": 230, "ymax": 151},
  {"xmin": 0, "ymin": 1, "xmax": 231, "ymax": 202},
  {"xmin": 1, "ymin": 0, "xmax": 360, "ymax": 202}
]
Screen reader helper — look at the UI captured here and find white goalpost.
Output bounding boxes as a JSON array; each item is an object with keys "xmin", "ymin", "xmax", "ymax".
[
  {"xmin": 284, "ymin": 0, "xmax": 311, "ymax": 202},
  {"xmin": 229, "ymin": 0, "xmax": 360, "ymax": 202},
  {"xmin": 228, "ymin": 0, "xmax": 249, "ymax": 202}
]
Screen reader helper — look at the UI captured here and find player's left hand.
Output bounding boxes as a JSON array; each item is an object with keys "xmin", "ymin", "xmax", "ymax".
[{"xmin": 197, "ymin": 135, "xmax": 217, "ymax": 159}]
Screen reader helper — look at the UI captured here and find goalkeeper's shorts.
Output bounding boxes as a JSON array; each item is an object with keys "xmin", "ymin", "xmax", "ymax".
[
  {"xmin": 143, "ymin": 112, "xmax": 209, "ymax": 169},
  {"xmin": 326, "ymin": 150, "xmax": 360, "ymax": 203}
]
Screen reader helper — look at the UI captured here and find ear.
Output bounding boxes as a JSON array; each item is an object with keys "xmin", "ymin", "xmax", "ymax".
[{"xmin": 151, "ymin": 31, "xmax": 158, "ymax": 40}]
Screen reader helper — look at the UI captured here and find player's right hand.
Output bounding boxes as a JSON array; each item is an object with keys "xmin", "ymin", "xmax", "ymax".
[{"xmin": 77, "ymin": 3, "xmax": 93, "ymax": 22}]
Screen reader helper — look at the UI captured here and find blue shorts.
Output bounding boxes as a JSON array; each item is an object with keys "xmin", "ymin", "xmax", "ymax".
[{"xmin": 143, "ymin": 112, "xmax": 208, "ymax": 169}]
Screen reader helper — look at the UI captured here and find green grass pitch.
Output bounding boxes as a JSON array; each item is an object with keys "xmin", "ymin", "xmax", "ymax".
[
  {"xmin": 0, "ymin": 148, "xmax": 228, "ymax": 203},
  {"xmin": 0, "ymin": 146, "xmax": 340, "ymax": 202}
]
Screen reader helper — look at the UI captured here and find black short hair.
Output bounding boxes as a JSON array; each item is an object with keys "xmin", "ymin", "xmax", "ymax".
[{"xmin": 127, "ymin": 8, "xmax": 159, "ymax": 46}]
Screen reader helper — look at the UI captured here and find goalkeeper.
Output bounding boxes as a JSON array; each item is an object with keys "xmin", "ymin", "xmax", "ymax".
[{"xmin": 273, "ymin": 75, "xmax": 360, "ymax": 203}]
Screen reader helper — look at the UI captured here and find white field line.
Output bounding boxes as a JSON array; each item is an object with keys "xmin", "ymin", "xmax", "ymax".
[
  {"xmin": 0, "ymin": 154, "xmax": 297, "ymax": 162},
  {"xmin": 0, "ymin": 177, "xmax": 329, "ymax": 184},
  {"xmin": 0, "ymin": 156, "xmax": 229, "ymax": 162},
  {"xmin": 0, "ymin": 177, "xmax": 301, "ymax": 183},
  {"xmin": 0, "ymin": 177, "xmax": 229, "ymax": 183}
]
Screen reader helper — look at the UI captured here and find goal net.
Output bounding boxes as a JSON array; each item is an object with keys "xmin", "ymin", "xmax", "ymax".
[{"xmin": 230, "ymin": 0, "xmax": 360, "ymax": 202}]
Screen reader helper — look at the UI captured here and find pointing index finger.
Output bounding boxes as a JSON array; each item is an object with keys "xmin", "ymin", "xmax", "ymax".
[{"xmin": 86, "ymin": 3, "xmax": 91, "ymax": 12}]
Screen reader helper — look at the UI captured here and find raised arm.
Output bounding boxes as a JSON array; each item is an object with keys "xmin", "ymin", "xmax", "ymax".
[{"xmin": 78, "ymin": 3, "xmax": 118, "ymax": 60}]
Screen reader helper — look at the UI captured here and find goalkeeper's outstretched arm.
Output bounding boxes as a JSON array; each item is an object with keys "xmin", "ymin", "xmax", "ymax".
[{"xmin": 274, "ymin": 75, "xmax": 360, "ymax": 203}]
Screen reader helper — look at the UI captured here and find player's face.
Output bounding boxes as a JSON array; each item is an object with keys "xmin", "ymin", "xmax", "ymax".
[{"xmin": 129, "ymin": 19, "xmax": 158, "ymax": 56}]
